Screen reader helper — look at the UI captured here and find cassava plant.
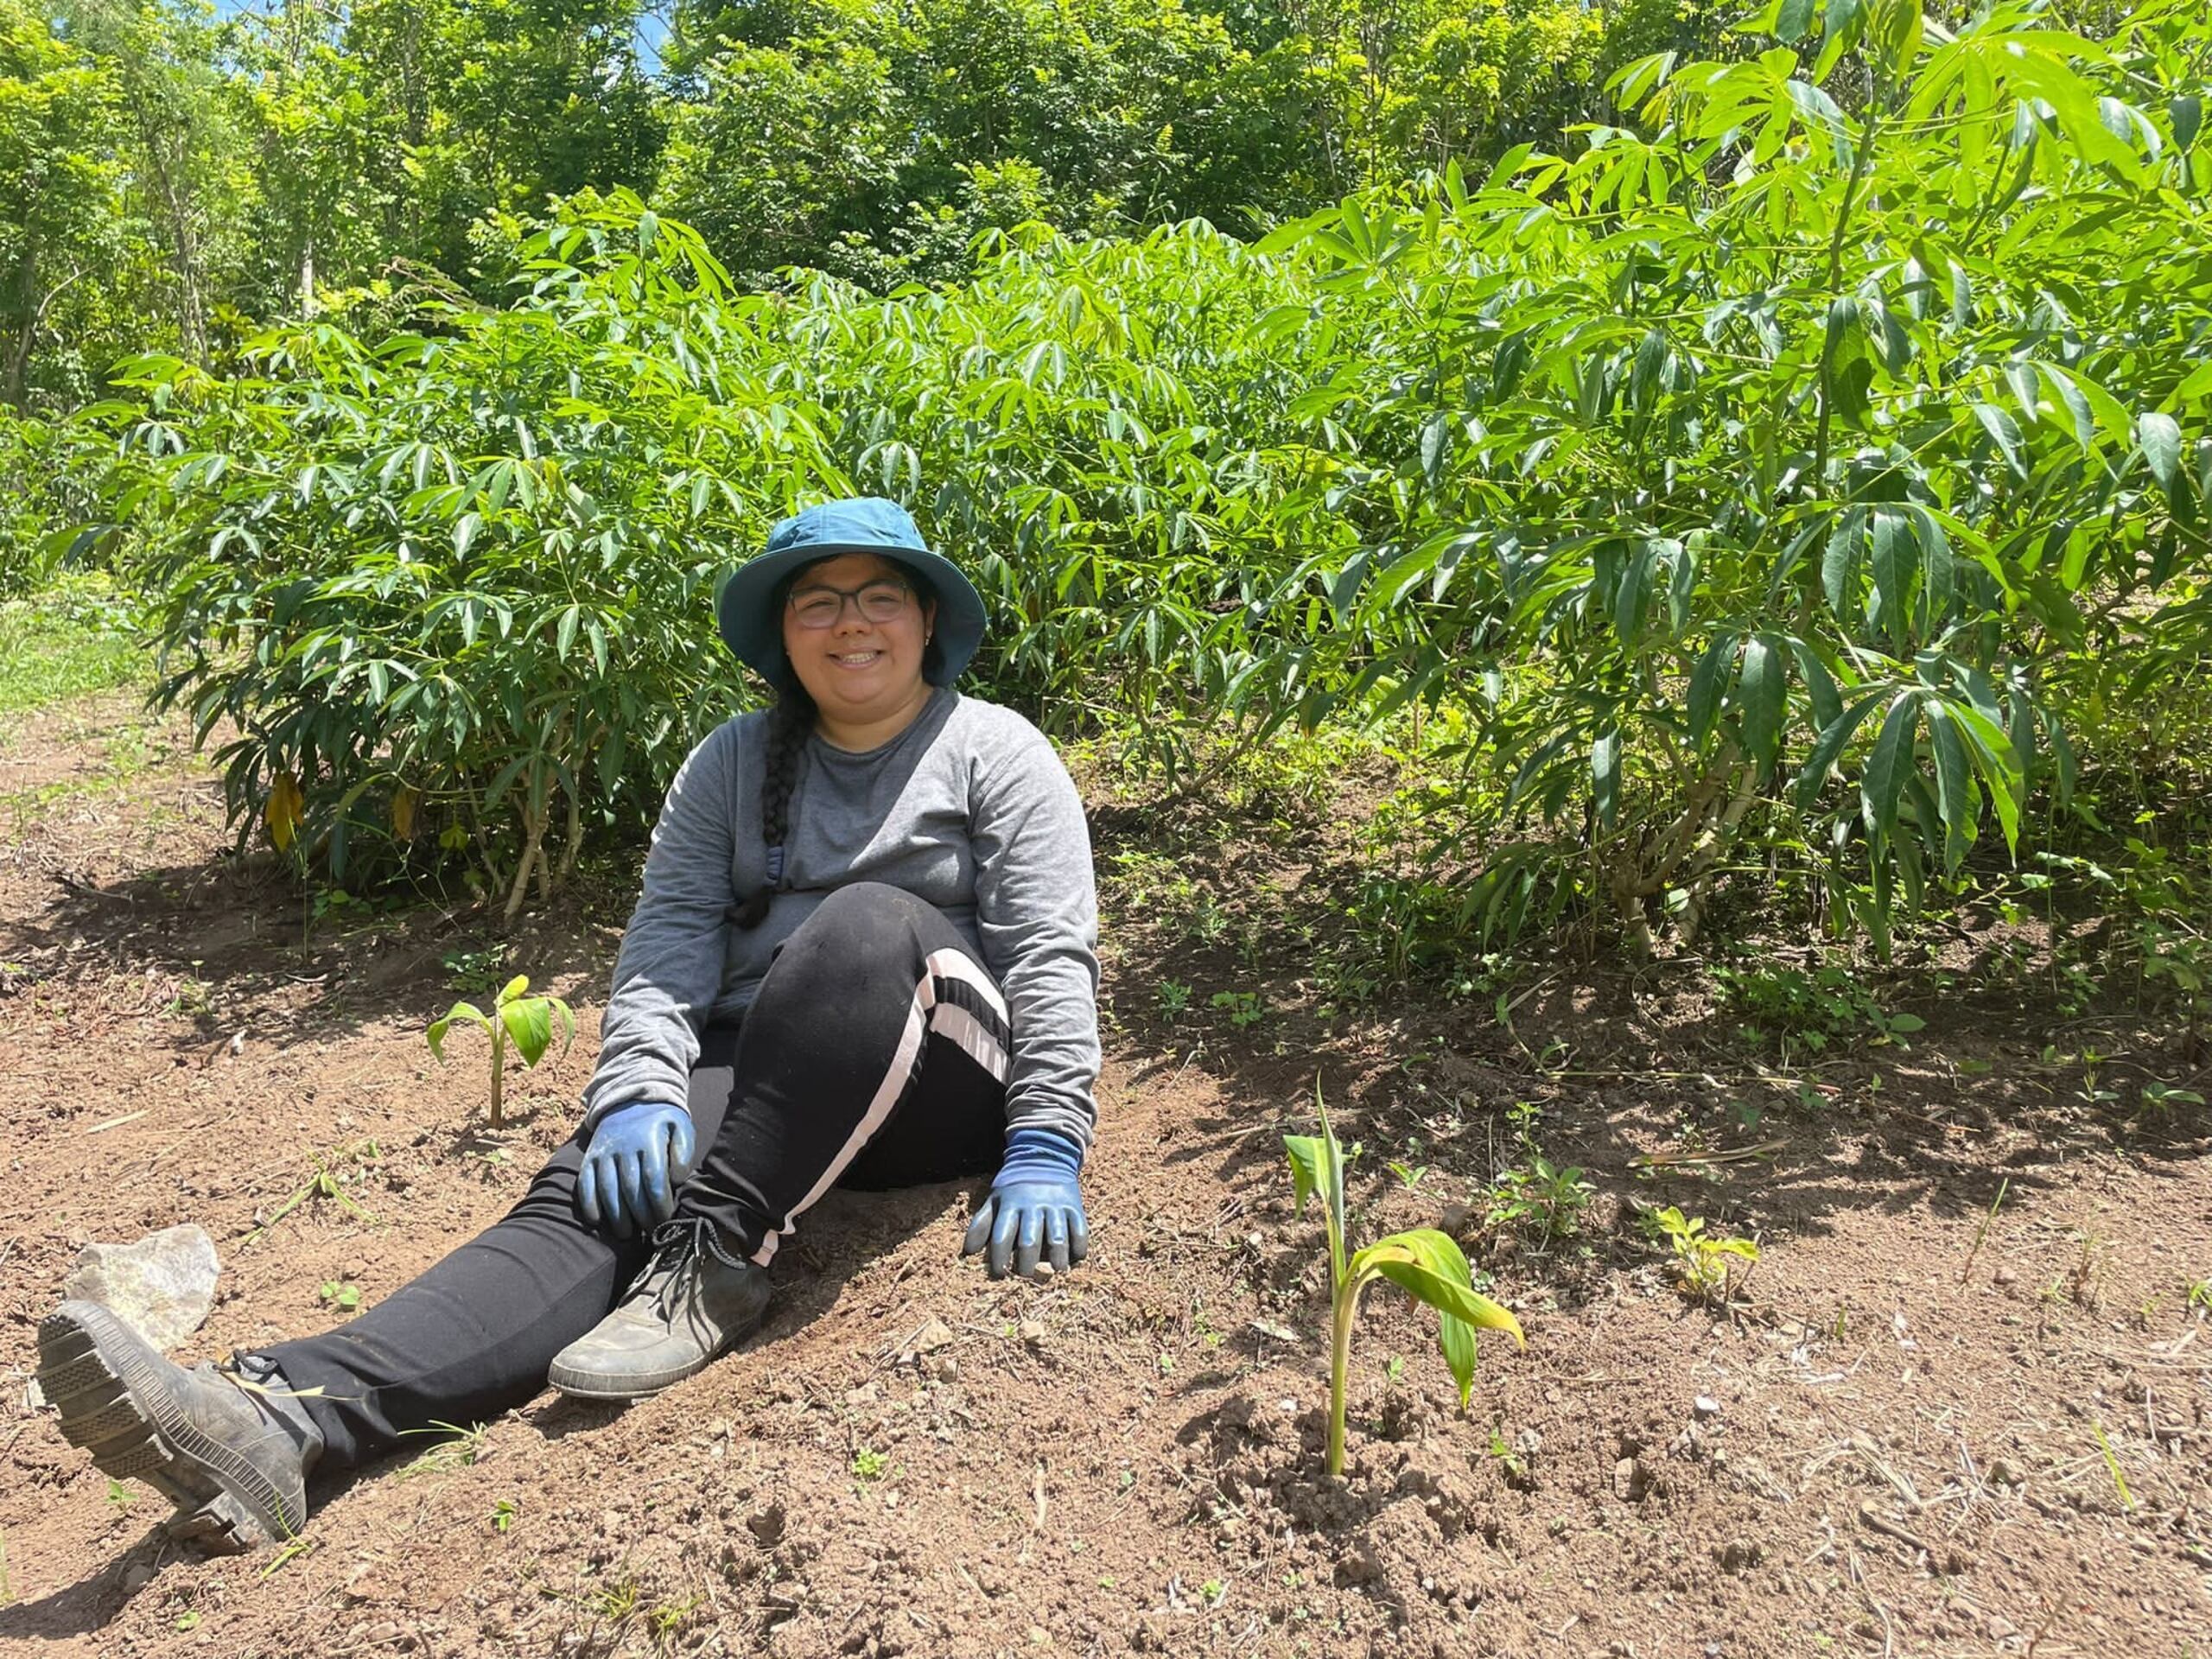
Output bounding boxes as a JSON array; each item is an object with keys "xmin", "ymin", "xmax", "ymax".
[
  {"xmin": 428, "ymin": 974, "xmax": 575, "ymax": 1128},
  {"xmin": 1285, "ymin": 1084, "xmax": 1524, "ymax": 1478}
]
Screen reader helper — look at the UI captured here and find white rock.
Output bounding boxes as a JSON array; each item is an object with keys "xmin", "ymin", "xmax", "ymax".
[{"xmin": 61, "ymin": 1225, "xmax": 220, "ymax": 1352}]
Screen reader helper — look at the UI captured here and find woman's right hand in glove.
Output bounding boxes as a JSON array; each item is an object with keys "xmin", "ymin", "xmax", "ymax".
[{"xmin": 577, "ymin": 1102, "xmax": 696, "ymax": 1238}]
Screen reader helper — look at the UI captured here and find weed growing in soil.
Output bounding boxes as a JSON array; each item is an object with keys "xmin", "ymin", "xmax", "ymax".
[
  {"xmin": 318, "ymin": 1280, "xmax": 361, "ymax": 1312},
  {"xmin": 491, "ymin": 1498, "xmax": 518, "ymax": 1533},
  {"xmin": 1648, "ymin": 1207, "xmax": 1759, "ymax": 1306},
  {"xmin": 428, "ymin": 973, "xmax": 575, "ymax": 1128},
  {"xmin": 1285, "ymin": 1084, "xmax": 1523, "ymax": 1478},
  {"xmin": 243, "ymin": 1140, "xmax": 381, "ymax": 1245},
  {"xmin": 1485, "ymin": 1158, "xmax": 1595, "ymax": 1249},
  {"xmin": 396, "ymin": 1421, "xmax": 491, "ymax": 1479}
]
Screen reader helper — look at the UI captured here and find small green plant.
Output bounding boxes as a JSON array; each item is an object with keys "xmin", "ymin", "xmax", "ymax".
[
  {"xmin": 395, "ymin": 1420, "xmax": 492, "ymax": 1479},
  {"xmin": 105, "ymin": 1478, "xmax": 133, "ymax": 1510},
  {"xmin": 1154, "ymin": 978, "xmax": 1191, "ymax": 1017},
  {"xmin": 2089, "ymin": 1420, "xmax": 2134, "ymax": 1511},
  {"xmin": 851, "ymin": 1447, "xmax": 887, "ymax": 1482},
  {"xmin": 258, "ymin": 1536, "xmax": 316, "ymax": 1578},
  {"xmin": 2186, "ymin": 1279, "xmax": 2211, "ymax": 1314},
  {"xmin": 1211, "ymin": 989, "xmax": 1265, "ymax": 1027},
  {"xmin": 317, "ymin": 1281, "xmax": 361, "ymax": 1312},
  {"xmin": 441, "ymin": 944, "xmax": 511, "ymax": 994},
  {"xmin": 1386, "ymin": 1160, "xmax": 1428, "ymax": 1190},
  {"xmin": 1486, "ymin": 1424, "xmax": 1526, "ymax": 1481},
  {"xmin": 1648, "ymin": 1206, "xmax": 1760, "ymax": 1306},
  {"xmin": 491, "ymin": 1497, "xmax": 518, "ymax": 1533},
  {"xmin": 1485, "ymin": 1158, "xmax": 1595, "ymax": 1247},
  {"xmin": 428, "ymin": 974, "xmax": 575, "ymax": 1128},
  {"xmin": 242, "ymin": 1141, "xmax": 382, "ymax": 1246},
  {"xmin": 1285, "ymin": 1082, "xmax": 1523, "ymax": 1478},
  {"xmin": 1959, "ymin": 1178, "xmax": 2009, "ymax": 1286},
  {"xmin": 173, "ymin": 1611, "xmax": 200, "ymax": 1631},
  {"xmin": 2140, "ymin": 1081, "xmax": 2205, "ymax": 1113}
]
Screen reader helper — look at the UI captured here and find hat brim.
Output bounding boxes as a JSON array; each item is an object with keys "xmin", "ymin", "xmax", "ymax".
[{"xmin": 716, "ymin": 541, "xmax": 987, "ymax": 690}]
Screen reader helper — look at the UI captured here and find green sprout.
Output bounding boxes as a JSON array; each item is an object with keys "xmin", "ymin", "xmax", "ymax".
[
  {"xmin": 1285, "ymin": 1082, "xmax": 1523, "ymax": 1478},
  {"xmin": 427, "ymin": 973, "xmax": 575, "ymax": 1128},
  {"xmin": 1649, "ymin": 1206, "xmax": 1759, "ymax": 1305}
]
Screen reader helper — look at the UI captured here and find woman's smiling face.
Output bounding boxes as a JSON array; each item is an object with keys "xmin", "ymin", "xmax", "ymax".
[{"xmin": 779, "ymin": 552, "xmax": 938, "ymax": 745}]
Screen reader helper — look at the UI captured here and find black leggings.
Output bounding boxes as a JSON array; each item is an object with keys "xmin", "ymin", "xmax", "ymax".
[{"xmin": 254, "ymin": 884, "xmax": 1009, "ymax": 1469}]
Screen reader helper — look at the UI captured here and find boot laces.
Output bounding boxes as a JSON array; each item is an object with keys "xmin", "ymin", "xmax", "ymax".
[{"xmin": 640, "ymin": 1216, "xmax": 751, "ymax": 1320}]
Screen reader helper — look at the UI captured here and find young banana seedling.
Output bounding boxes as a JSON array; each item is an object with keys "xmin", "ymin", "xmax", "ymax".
[
  {"xmin": 428, "ymin": 974, "xmax": 575, "ymax": 1128},
  {"xmin": 1285, "ymin": 1084, "xmax": 1525, "ymax": 1478}
]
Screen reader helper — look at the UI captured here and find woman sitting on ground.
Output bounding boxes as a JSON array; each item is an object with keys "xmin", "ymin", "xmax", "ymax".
[{"xmin": 37, "ymin": 497, "xmax": 1100, "ymax": 1551}]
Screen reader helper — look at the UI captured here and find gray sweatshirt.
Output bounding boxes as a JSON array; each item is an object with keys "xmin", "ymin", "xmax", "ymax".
[{"xmin": 578, "ymin": 687, "xmax": 1100, "ymax": 1153}]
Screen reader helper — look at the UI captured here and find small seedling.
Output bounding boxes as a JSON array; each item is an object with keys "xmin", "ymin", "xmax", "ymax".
[
  {"xmin": 317, "ymin": 1280, "xmax": 361, "ymax": 1312},
  {"xmin": 1285, "ymin": 1081, "xmax": 1523, "ymax": 1478},
  {"xmin": 2089, "ymin": 1419, "xmax": 2134, "ymax": 1510},
  {"xmin": 2141, "ymin": 1081, "xmax": 2204, "ymax": 1112},
  {"xmin": 1959, "ymin": 1178, "xmax": 2009, "ymax": 1285},
  {"xmin": 174, "ymin": 1612, "xmax": 200, "ymax": 1631},
  {"xmin": 1386, "ymin": 1160, "xmax": 1428, "ymax": 1190},
  {"xmin": 1211, "ymin": 989, "xmax": 1265, "ymax": 1027},
  {"xmin": 1486, "ymin": 1158, "xmax": 1595, "ymax": 1246},
  {"xmin": 105, "ymin": 1478, "xmax": 133, "ymax": 1510},
  {"xmin": 1155, "ymin": 978, "xmax": 1191, "ymax": 1017},
  {"xmin": 243, "ymin": 1141, "xmax": 381, "ymax": 1246},
  {"xmin": 851, "ymin": 1447, "xmax": 887, "ymax": 1481},
  {"xmin": 258, "ymin": 1536, "xmax": 316, "ymax": 1578},
  {"xmin": 428, "ymin": 974, "xmax": 575, "ymax": 1128},
  {"xmin": 1649, "ymin": 1206, "xmax": 1759, "ymax": 1305},
  {"xmin": 395, "ymin": 1420, "xmax": 491, "ymax": 1479},
  {"xmin": 490, "ymin": 1497, "xmax": 518, "ymax": 1533}
]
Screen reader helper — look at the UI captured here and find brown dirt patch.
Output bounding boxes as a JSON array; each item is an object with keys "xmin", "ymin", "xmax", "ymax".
[{"xmin": 2, "ymin": 702, "xmax": 2208, "ymax": 1658}]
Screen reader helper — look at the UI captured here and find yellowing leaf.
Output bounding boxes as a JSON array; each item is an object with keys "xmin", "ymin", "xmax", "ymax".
[{"xmin": 266, "ymin": 773, "xmax": 304, "ymax": 853}]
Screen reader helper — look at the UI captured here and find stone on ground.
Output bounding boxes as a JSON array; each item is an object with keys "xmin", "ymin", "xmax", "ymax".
[{"xmin": 60, "ymin": 1224, "xmax": 220, "ymax": 1352}]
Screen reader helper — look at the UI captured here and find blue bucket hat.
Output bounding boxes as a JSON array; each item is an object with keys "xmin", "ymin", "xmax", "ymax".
[{"xmin": 716, "ymin": 498, "xmax": 987, "ymax": 690}]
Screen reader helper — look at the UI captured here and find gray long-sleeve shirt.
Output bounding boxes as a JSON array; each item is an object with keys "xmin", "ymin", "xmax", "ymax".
[{"xmin": 579, "ymin": 687, "xmax": 1100, "ymax": 1153}]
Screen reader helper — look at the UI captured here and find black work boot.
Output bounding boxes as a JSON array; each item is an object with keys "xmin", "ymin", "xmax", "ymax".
[
  {"xmin": 36, "ymin": 1300, "xmax": 323, "ymax": 1552},
  {"xmin": 548, "ymin": 1217, "xmax": 772, "ymax": 1401}
]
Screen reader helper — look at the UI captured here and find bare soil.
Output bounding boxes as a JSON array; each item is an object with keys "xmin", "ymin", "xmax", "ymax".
[{"xmin": 2, "ymin": 692, "xmax": 2208, "ymax": 1658}]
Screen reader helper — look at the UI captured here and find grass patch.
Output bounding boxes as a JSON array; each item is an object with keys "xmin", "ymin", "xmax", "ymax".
[{"xmin": 0, "ymin": 579, "xmax": 141, "ymax": 721}]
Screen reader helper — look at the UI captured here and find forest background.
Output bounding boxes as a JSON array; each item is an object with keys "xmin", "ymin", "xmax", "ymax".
[{"xmin": 0, "ymin": 0, "xmax": 2207, "ymax": 994}]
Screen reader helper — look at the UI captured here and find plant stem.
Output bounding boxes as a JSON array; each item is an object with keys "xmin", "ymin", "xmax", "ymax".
[
  {"xmin": 489, "ymin": 1021, "xmax": 505, "ymax": 1128},
  {"xmin": 1327, "ymin": 1278, "xmax": 1357, "ymax": 1478}
]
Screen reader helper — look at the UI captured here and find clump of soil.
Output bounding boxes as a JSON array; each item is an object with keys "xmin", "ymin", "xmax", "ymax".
[{"xmin": 1, "ymin": 693, "xmax": 2207, "ymax": 1656}]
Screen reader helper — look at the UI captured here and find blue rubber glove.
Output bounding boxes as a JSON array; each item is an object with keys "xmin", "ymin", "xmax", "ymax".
[
  {"xmin": 963, "ymin": 1127, "xmax": 1089, "ymax": 1279},
  {"xmin": 577, "ymin": 1103, "xmax": 696, "ymax": 1239}
]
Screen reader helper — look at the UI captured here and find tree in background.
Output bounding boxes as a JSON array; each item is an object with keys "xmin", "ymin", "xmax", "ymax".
[
  {"xmin": 336, "ymin": 0, "xmax": 666, "ymax": 281},
  {"xmin": 0, "ymin": 0, "xmax": 124, "ymax": 407}
]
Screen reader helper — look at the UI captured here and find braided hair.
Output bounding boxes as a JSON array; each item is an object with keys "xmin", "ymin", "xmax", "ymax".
[
  {"xmin": 734, "ymin": 683, "xmax": 814, "ymax": 931},
  {"xmin": 732, "ymin": 557, "xmax": 939, "ymax": 931}
]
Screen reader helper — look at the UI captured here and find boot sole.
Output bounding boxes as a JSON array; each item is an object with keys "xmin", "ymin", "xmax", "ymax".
[{"xmin": 36, "ymin": 1302, "xmax": 296, "ymax": 1552}]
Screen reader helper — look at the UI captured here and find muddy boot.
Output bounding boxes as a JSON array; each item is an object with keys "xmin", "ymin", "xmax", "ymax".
[
  {"xmin": 36, "ymin": 1300, "xmax": 323, "ymax": 1553},
  {"xmin": 548, "ymin": 1217, "xmax": 772, "ymax": 1401}
]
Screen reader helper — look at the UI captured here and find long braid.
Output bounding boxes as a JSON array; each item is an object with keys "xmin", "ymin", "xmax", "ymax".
[{"xmin": 734, "ymin": 684, "xmax": 815, "ymax": 930}]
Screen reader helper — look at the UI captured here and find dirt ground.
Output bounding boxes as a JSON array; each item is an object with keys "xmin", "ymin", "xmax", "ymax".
[{"xmin": 2, "ymin": 688, "xmax": 2209, "ymax": 1659}]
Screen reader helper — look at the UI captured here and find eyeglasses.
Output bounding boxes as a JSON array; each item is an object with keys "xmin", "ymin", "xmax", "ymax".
[{"xmin": 786, "ymin": 579, "xmax": 915, "ymax": 629}]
